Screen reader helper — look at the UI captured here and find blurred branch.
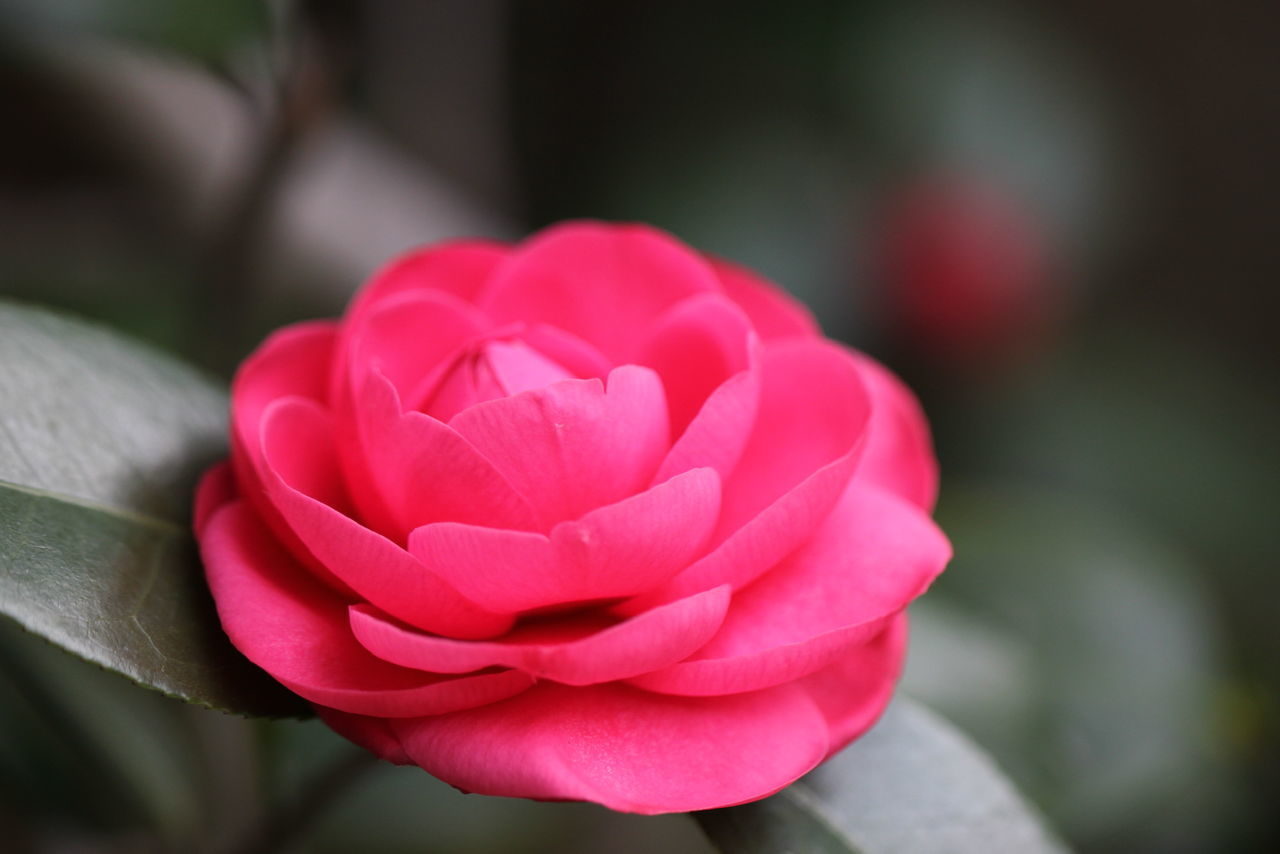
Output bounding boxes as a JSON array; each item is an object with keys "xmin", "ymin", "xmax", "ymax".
[
  {"xmin": 197, "ymin": 7, "xmax": 340, "ymax": 371},
  {"xmin": 223, "ymin": 748, "xmax": 378, "ymax": 854},
  {"xmin": 22, "ymin": 30, "xmax": 510, "ymax": 318}
]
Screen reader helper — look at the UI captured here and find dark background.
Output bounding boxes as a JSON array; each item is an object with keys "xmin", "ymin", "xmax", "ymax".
[{"xmin": 1, "ymin": 1, "xmax": 1277, "ymax": 852}]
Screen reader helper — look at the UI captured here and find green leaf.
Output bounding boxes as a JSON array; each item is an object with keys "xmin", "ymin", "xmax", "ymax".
[
  {"xmin": 0, "ymin": 300, "xmax": 307, "ymax": 717},
  {"xmin": 696, "ymin": 698, "xmax": 1068, "ymax": 854}
]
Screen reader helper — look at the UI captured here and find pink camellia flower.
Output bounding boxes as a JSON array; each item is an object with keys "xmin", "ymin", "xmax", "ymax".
[{"xmin": 194, "ymin": 221, "xmax": 950, "ymax": 814}]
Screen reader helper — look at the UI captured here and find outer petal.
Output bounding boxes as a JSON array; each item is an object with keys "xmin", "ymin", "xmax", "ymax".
[
  {"xmin": 707, "ymin": 255, "xmax": 821, "ymax": 341},
  {"xmin": 629, "ymin": 486, "xmax": 949, "ymax": 695},
  {"xmin": 349, "ymin": 584, "xmax": 730, "ymax": 685},
  {"xmin": 851, "ymin": 352, "xmax": 940, "ymax": 510},
  {"xmin": 260, "ymin": 397, "xmax": 514, "ymax": 638},
  {"xmin": 345, "ymin": 241, "xmax": 509, "ymax": 324},
  {"xmin": 390, "ymin": 682, "xmax": 830, "ymax": 814},
  {"xmin": 619, "ymin": 339, "xmax": 870, "ymax": 613},
  {"xmin": 230, "ymin": 321, "xmax": 341, "ymax": 574},
  {"xmin": 200, "ymin": 502, "xmax": 533, "ymax": 717},
  {"xmin": 479, "ymin": 222, "xmax": 718, "ymax": 362},
  {"xmin": 449, "ymin": 365, "xmax": 669, "ymax": 528},
  {"xmin": 637, "ymin": 293, "xmax": 753, "ymax": 439},
  {"xmin": 801, "ymin": 614, "xmax": 910, "ymax": 756},
  {"xmin": 408, "ymin": 467, "xmax": 720, "ymax": 613}
]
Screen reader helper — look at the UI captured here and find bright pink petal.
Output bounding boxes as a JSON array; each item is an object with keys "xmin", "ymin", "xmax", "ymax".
[
  {"xmin": 637, "ymin": 293, "xmax": 753, "ymax": 439},
  {"xmin": 629, "ymin": 486, "xmax": 949, "ymax": 695},
  {"xmin": 480, "ymin": 222, "xmax": 718, "ymax": 363},
  {"xmin": 851, "ymin": 352, "xmax": 940, "ymax": 510},
  {"xmin": 423, "ymin": 339, "xmax": 577, "ymax": 423},
  {"xmin": 349, "ymin": 584, "xmax": 730, "ymax": 685},
  {"xmin": 344, "ymin": 371, "xmax": 540, "ymax": 537},
  {"xmin": 801, "ymin": 614, "xmax": 909, "ymax": 755},
  {"xmin": 200, "ymin": 502, "xmax": 532, "ymax": 717},
  {"xmin": 345, "ymin": 290, "xmax": 491, "ymax": 408},
  {"xmin": 521, "ymin": 323, "xmax": 613, "ymax": 380},
  {"xmin": 345, "ymin": 241, "xmax": 509, "ymax": 323},
  {"xmin": 408, "ymin": 467, "xmax": 720, "ymax": 613},
  {"xmin": 193, "ymin": 461, "xmax": 236, "ymax": 538},
  {"xmin": 618, "ymin": 340, "xmax": 870, "ymax": 613},
  {"xmin": 230, "ymin": 322, "xmax": 340, "ymax": 569},
  {"xmin": 708, "ymin": 255, "xmax": 820, "ymax": 341},
  {"xmin": 260, "ymin": 397, "xmax": 514, "ymax": 638},
  {"xmin": 449, "ymin": 365, "xmax": 669, "ymax": 527},
  {"xmin": 390, "ymin": 681, "xmax": 829, "ymax": 814},
  {"xmin": 651, "ymin": 363, "xmax": 760, "ymax": 486}
]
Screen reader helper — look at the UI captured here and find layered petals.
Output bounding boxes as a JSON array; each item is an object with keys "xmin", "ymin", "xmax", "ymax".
[
  {"xmin": 618, "ymin": 339, "xmax": 870, "ymax": 613},
  {"xmin": 349, "ymin": 584, "xmax": 730, "ymax": 685},
  {"xmin": 201, "ymin": 502, "xmax": 532, "ymax": 717},
  {"xmin": 801, "ymin": 614, "xmax": 910, "ymax": 755},
  {"xmin": 629, "ymin": 486, "xmax": 948, "ymax": 695},
  {"xmin": 391, "ymin": 682, "xmax": 830, "ymax": 814},
  {"xmin": 480, "ymin": 222, "xmax": 719, "ymax": 362},
  {"xmin": 449, "ymin": 366, "xmax": 669, "ymax": 527},
  {"xmin": 345, "ymin": 371, "xmax": 540, "ymax": 536},
  {"xmin": 408, "ymin": 468, "xmax": 721, "ymax": 613},
  {"xmin": 344, "ymin": 290, "xmax": 491, "ymax": 408},
  {"xmin": 260, "ymin": 397, "xmax": 513, "ymax": 639},
  {"xmin": 638, "ymin": 293, "xmax": 753, "ymax": 438}
]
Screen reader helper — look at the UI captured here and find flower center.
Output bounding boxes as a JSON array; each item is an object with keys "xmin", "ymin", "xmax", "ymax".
[{"xmin": 421, "ymin": 338, "xmax": 575, "ymax": 422}]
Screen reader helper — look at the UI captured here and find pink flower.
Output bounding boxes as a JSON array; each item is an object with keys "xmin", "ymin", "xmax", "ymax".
[{"xmin": 194, "ymin": 221, "xmax": 949, "ymax": 814}]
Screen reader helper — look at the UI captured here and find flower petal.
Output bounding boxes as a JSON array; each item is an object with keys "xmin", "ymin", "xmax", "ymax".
[
  {"xmin": 449, "ymin": 365, "xmax": 669, "ymax": 527},
  {"xmin": 708, "ymin": 255, "xmax": 820, "ymax": 341},
  {"xmin": 200, "ymin": 502, "xmax": 532, "ymax": 716},
  {"xmin": 407, "ymin": 467, "xmax": 720, "ymax": 613},
  {"xmin": 349, "ymin": 584, "xmax": 730, "ymax": 685},
  {"xmin": 344, "ymin": 290, "xmax": 491, "ymax": 408},
  {"xmin": 260, "ymin": 396, "xmax": 514, "ymax": 638},
  {"xmin": 344, "ymin": 370, "xmax": 540, "ymax": 537},
  {"xmin": 390, "ymin": 681, "xmax": 829, "ymax": 814},
  {"xmin": 230, "ymin": 321, "xmax": 340, "ymax": 570},
  {"xmin": 480, "ymin": 222, "xmax": 718, "ymax": 362},
  {"xmin": 521, "ymin": 323, "xmax": 613, "ymax": 380},
  {"xmin": 629, "ymin": 486, "xmax": 948, "ymax": 695},
  {"xmin": 345, "ymin": 241, "xmax": 508, "ymax": 324},
  {"xmin": 801, "ymin": 614, "xmax": 909, "ymax": 756},
  {"xmin": 637, "ymin": 293, "xmax": 753, "ymax": 438},
  {"xmin": 851, "ymin": 352, "xmax": 940, "ymax": 510},
  {"xmin": 618, "ymin": 339, "xmax": 870, "ymax": 613}
]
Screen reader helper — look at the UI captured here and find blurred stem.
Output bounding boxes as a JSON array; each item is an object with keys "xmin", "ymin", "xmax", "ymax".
[
  {"xmin": 224, "ymin": 748, "xmax": 378, "ymax": 854},
  {"xmin": 195, "ymin": 3, "xmax": 341, "ymax": 376}
]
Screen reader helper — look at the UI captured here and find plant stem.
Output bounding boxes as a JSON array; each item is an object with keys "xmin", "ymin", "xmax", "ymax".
[{"xmin": 225, "ymin": 748, "xmax": 379, "ymax": 854}]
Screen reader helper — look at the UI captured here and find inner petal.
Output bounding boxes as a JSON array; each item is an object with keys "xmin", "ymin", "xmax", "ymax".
[{"xmin": 422, "ymin": 339, "xmax": 577, "ymax": 422}]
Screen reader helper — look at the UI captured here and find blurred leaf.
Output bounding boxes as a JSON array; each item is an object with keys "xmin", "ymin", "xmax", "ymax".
[
  {"xmin": 0, "ymin": 300, "xmax": 307, "ymax": 717},
  {"xmin": 696, "ymin": 698, "xmax": 1067, "ymax": 854},
  {"xmin": 918, "ymin": 485, "xmax": 1228, "ymax": 851},
  {"xmin": 0, "ymin": 618, "xmax": 207, "ymax": 840},
  {"xmin": 260, "ymin": 717, "xmax": 715, "ymax": 854}
]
